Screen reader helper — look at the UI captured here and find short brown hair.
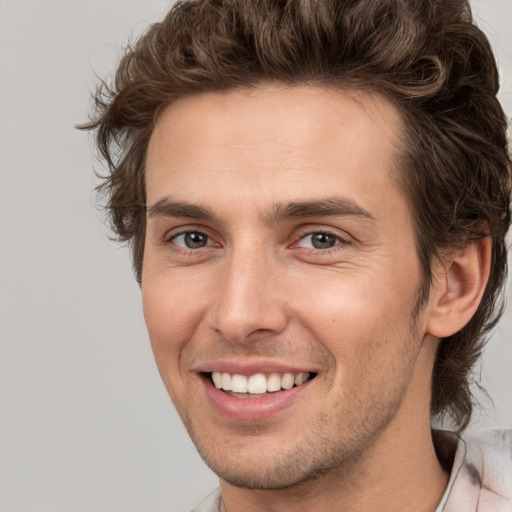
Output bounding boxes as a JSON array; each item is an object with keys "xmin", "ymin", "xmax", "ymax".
[{"xmin": 83, "ymin": 0, "xmax": 511, "ymax": 430}]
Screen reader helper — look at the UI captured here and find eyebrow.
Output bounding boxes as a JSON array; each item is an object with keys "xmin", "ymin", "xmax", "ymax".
[
  {"xmin": 266, "ymin": 197, "xmax": 375, "ymax": 223},
  {"xmin": 148, "ymin": 198, "xmax": 216, "ymax": 220},
  {"xmin": 147, "ymin": 196, "xmax": 375, "ymax": 223}
]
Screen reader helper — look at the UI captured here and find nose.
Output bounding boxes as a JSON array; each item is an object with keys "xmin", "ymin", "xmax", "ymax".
[{"xmin": 208, "ymin": 249, "xmax": 288, "ymax": 344}]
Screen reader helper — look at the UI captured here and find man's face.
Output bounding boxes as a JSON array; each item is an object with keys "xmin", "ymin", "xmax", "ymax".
[{"xmin": 142, "ymin": 86, "xmax": 438, "ymax": 489}]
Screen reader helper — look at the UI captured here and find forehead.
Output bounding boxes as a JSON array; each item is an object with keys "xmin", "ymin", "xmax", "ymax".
[{"xmin": 145, "ymin": 85, "xmax": 405, "ymax": 216}]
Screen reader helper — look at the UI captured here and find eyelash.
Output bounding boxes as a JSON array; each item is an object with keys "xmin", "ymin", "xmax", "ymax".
[
  {"xmin": 293, "ymin": 229, "xmax": 350, "ymax": 252},
  {"xmin": 165, "ymin": 228, "xmax": 350, "ymax": 254},
  {"xmin": 167, "ymin": 230, "xmax": 215, "ymax": 251}
]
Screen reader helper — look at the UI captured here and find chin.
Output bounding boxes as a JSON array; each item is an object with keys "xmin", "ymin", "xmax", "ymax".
[{"xmin": 184, "ymin": 413, "xmax": 369, "ymax": 491}]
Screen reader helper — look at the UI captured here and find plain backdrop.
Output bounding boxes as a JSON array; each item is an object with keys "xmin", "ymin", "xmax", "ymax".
[{"xmin": 0, "ymin": 1, "xmax": 511, "ymax": 511}]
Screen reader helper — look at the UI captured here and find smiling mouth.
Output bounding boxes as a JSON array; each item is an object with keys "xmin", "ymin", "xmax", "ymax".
[{"xmin": 207, "ymin": 371, "xmax": 317, "ymax": 398}]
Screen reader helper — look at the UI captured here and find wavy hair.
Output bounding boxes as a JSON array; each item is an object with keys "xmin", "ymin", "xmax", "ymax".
[{"xmin": 82, "ymin": 0, "xmax": 511, "ymax": 430}]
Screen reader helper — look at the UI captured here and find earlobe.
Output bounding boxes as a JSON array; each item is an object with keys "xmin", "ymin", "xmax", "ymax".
[{"xmin": 426, "ymin": 237, "xmax": 492, "ymax": 338}]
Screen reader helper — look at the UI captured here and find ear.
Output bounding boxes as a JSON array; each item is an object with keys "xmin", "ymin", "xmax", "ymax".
[{"xmin": 426, "ymin": 237, "xmax": 492, "ymax": 338}]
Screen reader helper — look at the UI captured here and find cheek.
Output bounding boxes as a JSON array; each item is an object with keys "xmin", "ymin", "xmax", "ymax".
[
  {"xmin": 142, "ymin": 272, "xmax": 206, "ymax": 376},
  {"xmin": 290, "ymin": 261, "xmax": 421, "ymax": 373},
  {"xmin": 294, "ymin": 266, "xmax": 417, "ymax": 328}
]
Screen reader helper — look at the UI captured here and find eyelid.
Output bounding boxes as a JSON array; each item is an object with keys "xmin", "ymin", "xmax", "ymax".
[
  {"xmin": 162, "ymin": 226, "xmax": 220, "ymax": 249},
  {"xmin": 171, "ymin": 231, "xmax": 215, "ymax": 249},
  {"xmin": 291, "ymin": 226, "xmax": 352, "ymax": 248},
  {"xmin": 161, "ymin": 223, "xmax": 208, "ymax": 241}
]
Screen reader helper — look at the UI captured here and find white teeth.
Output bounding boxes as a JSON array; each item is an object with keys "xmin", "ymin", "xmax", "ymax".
[
  {"xmin": 267, "ymin": 373, "xmax": 281, "ymax": 392},
  {"xmin": 281, "ymin": 373, "xmax": 295, "ymax": 390},
  {"xmin": 210, "ymin": 371, "xmax": 311, "ymax": 394},
  {"xmin": 221, "ymin": 372, "xmax": 232, "ymax": 391},
  {"xmin": 212, "ymin": 372, "xmax": 222, "ymax": 388},
  {"xmin": 248, "ymin": 373, "xmax": 267, "ymax": 394},
  {"xmin": 231, "ymin": 374, "xmax": 248, "ymax": 393},
  {"xmin": 295, "ymin": 372, "xmax": 308, "ymax": 385}
]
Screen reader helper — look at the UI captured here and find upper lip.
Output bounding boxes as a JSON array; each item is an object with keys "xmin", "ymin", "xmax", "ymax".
[{"xmin": 193, "ymin": 359, "xmax": 319, "ymax": 376}]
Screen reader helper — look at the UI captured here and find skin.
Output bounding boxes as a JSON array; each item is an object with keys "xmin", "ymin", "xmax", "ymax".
[{"xmin": 142, "ymin": 85, "xmax": 484, "ymax": 512}]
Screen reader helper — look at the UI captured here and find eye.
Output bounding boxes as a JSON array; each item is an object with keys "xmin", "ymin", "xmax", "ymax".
[
  {"xmin": 296, "ymin": 231, "xmax": 343, "ymax": 250},
  {"xmin": 171, "ymin": 231, "xmax": 214, "ymax": 249}
]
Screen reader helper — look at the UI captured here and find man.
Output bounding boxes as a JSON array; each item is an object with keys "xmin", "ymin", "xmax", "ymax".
[{"xmin": 84, "ymin": 0, "xmax": 512, "ymax": 510}]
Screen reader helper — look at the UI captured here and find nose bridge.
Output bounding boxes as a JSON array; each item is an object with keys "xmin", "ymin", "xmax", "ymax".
[{"xmin": 210, "ymin": 241, "xmax": 287, "ymax": 343}]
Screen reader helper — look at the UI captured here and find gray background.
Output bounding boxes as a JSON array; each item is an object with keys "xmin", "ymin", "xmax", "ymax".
[{"xmin": 0, "ymin": 1, "xmax": 510, "ymax": 511}]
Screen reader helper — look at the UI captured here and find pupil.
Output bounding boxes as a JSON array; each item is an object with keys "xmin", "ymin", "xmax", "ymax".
[
  {"xmin": 312, "ymin": 233, "xmax": 336, "ymax": 249},
  {"xmin": 185, "ymin": 232, "xmax": 207, "ymax": 248}
]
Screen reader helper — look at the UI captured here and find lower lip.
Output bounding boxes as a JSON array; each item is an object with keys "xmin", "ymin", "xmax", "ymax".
[{"xmin": 201, "ymin": 375, "xmax": 313, "ymax": 421}]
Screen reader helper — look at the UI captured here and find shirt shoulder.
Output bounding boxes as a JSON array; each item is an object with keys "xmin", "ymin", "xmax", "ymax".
[
  {"xmin": 440, "ymin": 430, "xmax": 512, "ymax": 512},
  {"xmin": 190, "ymin": 488, "xmax": 222, "ymax": 512}
]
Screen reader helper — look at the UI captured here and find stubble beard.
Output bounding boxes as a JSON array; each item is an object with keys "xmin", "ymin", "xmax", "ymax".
[
  {"xmin": 176, "ymin": 291, "xmax": 427, "ymax": 491},
  {"xmin": 181, "ymin": 374, "xmax": 414, "ymax": 491}
]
